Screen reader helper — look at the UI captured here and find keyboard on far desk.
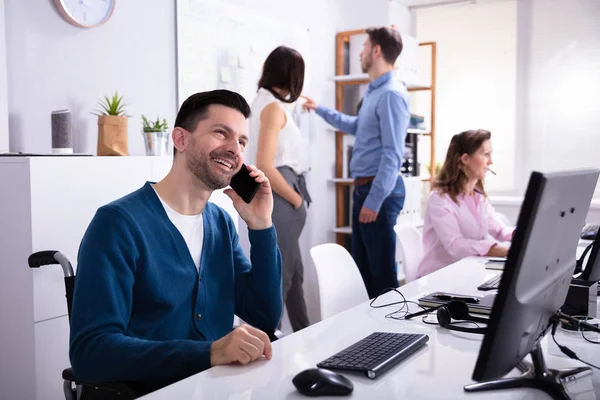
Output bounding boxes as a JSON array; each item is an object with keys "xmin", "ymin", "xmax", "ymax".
[
  {"xmin": 478, "ymin": 274, "xmax": 502, "ymax": 291},
  {"xmin": 317, "ymin": 332, "xmax": 429, "ymax": 379}
]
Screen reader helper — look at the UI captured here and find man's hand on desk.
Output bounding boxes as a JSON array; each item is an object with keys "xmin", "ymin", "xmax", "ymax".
[{"xmin": 210, "ymin": 324, "xmax": 273, "ymax": 366}]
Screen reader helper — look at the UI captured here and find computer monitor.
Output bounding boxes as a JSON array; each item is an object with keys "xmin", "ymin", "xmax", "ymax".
[
  {"xmin": 579, "ymin": 237, "xmax": 600, "ymax": 282},
  {"xmin": 465, "ymin": 169, "xmax": 600, "ymax": 398}
]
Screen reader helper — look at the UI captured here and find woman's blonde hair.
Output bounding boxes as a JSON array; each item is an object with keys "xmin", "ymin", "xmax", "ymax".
[{"xmin": 432, "ymin": 129, "xmax": 492, "ymax": 203}]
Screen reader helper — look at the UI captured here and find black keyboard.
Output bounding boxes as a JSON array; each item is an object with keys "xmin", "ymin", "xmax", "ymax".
[
  {"xmin": 478, "ymin": 274, "xmax": 502, "ymax": 291},
  {"xmin": 316, "ymin": 332, "xmax": 429, "ymax": 379}
]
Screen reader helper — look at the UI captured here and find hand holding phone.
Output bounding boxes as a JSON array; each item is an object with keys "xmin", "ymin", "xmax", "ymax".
[
  {"xmin": 225, "ymin": 164, "xmax": 273, "ymax": 230},
  {"xmin": 230, "ymin": 164, "xmax": 261, "ymax": 204}
]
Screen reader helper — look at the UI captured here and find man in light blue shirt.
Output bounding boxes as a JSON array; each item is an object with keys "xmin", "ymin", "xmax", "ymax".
[{"xmin": 303, "ymin": 27, "xmax": 409, "ymax": 298}]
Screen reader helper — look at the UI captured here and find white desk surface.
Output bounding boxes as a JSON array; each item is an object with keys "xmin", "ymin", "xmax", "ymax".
[{"xmin": 140, "ymin": 255, "xmax": 599, "ymax": 400}]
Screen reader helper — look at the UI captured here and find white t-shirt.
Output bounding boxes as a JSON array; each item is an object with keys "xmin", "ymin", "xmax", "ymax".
[
  {"xmin": 154, "ymin": 190, "xmax": 203, "ymax": 272},
  {"xmin": 247, "ymin": 88, "xmax": 308, "ymax": 175}
]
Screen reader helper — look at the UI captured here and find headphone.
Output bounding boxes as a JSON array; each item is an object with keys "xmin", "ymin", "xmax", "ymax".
[{"xmin": 406, "ymin": 300, "xmax": 488, "ymax": 334}]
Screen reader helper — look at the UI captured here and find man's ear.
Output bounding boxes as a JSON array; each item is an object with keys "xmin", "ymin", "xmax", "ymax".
[
  {"xmin": 372, "ymin": 44, "xmax": 382, "ymax": 59},
  {"xmin": 172, "ymin": 127, "xmax": 187, "ymax": 153}
]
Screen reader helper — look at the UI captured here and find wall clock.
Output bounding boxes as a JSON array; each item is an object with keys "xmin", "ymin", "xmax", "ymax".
[{"xmin": 53, "ymin": 0, "xmax": 116, "ymax": 29}]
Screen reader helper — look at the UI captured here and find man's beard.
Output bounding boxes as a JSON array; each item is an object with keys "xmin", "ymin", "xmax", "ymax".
[
  {"xmin": 361, "ymin": 53, "xmax": 373, "ymax": 73},
  {"xmin": 187, "ymin": 148, "xmax": 239, "ymax": 190}
]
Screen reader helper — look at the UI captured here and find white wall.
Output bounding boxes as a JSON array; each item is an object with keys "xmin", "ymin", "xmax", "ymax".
[
  {"xmin": 0, "ymin": 0, "xmax": 8, "ymax": 153},
  {"xmin": 415, "ymin": 1, "xmax": 518, "ymax": 194},
  {"xmin": 518, "ymin": 0, "xmax": 600, "ymax": 197},
  {"xmin": 4, "ymin": 0, "xmax": 177, "ymax": 155}
]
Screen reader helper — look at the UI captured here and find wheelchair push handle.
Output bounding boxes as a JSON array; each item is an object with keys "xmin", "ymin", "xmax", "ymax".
[{"xmin": 28, "ymin": 250, "xmax": 74, "ymax": 277}]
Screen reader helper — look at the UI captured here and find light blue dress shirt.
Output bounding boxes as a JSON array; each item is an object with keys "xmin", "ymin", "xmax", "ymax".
[{"xmin": 316, "ymin": 71, "xmax": 410, "ymax": 212}]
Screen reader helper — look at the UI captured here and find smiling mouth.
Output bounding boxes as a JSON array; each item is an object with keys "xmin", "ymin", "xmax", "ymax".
[{"xmin": 212, "ymin": 157, "xmax": 235, "ymax": 170}]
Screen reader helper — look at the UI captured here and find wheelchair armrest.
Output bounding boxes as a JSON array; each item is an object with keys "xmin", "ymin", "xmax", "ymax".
[
  {"xmin": 62, "ymin": 367, "xmax": 77, "ymax": 382},
  {"xmin": 63, "ymin": 368, "xmax": 139, "ymax": 399}
]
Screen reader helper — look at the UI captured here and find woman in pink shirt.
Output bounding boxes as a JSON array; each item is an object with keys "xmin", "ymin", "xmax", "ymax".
[{"xmin": 417, "ymin": 129, "xmax": 514, "ymax": 278}]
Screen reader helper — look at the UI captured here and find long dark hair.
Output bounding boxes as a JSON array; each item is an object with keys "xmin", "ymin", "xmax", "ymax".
[
  {"xmin": 257, "ymin": 46, "xmax": 305, "ymax": 103},
  {"xmin": 432, "ymin": 129, "xmax": 492, "ymax": 203}
]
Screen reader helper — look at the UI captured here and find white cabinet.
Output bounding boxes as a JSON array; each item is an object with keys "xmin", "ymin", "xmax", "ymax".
[
  {"xmin": 34, "ymin": 317, "xmax": 70, "ymax": 400},
  {"xmin": 0, "ymin": 156, "xmax": 237, "ymax": 400}
]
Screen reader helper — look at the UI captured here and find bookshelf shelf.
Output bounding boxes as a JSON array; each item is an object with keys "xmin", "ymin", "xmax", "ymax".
[{"xmin": 332, "ymin": 73, "xmax": 431, "ymax": 91}]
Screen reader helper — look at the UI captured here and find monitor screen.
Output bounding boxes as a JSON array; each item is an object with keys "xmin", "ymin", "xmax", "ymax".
[
  {"xmin": 579, "ymin": 238, "xmax": 600, "ymax": 282},
  {"xmin": 471, "ymin": 169, "xmax": 599, "ymax": 383}
]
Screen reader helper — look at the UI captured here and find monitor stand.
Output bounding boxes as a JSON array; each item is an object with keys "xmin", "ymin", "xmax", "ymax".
[{"xmin": 463, "ymin": 342, "xmax": 592, "ymax": 400}]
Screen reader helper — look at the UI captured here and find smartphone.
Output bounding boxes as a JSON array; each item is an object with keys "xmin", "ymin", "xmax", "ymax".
[{"xmin": 230, "ymin": 164, "xmax": 261, "ymax": 204}]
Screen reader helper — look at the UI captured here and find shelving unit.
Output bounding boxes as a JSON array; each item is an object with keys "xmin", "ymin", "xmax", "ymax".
[{"xmin": 332, "ymin": 29, "xmax": 437, "ymax": 247}]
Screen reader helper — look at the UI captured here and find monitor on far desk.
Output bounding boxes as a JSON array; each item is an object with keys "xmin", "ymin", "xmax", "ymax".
[
  {"xmin": 578, "ymin": 236, "xmax": 600, "ymax": 283},
  {"xmin": 465, "ymin": 168, "xmax": 600, "ymax": 399}
]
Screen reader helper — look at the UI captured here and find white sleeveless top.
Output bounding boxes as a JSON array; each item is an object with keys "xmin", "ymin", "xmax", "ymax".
[{"xmin": 247, "ymin": 88, "xmax": 308, "ymax": 175}]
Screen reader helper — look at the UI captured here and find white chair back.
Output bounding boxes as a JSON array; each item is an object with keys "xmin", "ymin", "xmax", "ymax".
[
  {"xmin": 310, "ymin": 243, "xmax": 369, "ymax": 320},
  {"xmin": 394, "ymin": 224, "xmax": 423, "ymax": 283}
]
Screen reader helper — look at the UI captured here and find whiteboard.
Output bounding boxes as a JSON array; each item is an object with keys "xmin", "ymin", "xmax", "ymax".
[{"xmin": 176, "ymin": 0, "xmax": 311, "ymax": 107}]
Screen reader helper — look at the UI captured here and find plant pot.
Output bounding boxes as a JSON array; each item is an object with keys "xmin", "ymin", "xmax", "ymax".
[
  {"xmin": 143, "ymin": 130, "xmax": 169, "ymax": 156},
  {"xmin": 97, "ymin": 115, "xmax": 129, "ymax": 156}
]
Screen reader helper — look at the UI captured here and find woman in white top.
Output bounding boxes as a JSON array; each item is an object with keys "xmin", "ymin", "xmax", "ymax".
[{"xmin": 247, "ymin": 46, "xmax": 311, "ymax": 332}]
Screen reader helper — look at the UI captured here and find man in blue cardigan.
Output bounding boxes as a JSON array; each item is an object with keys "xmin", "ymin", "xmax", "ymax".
[{"xmin": 69, "ymin": 90, "xmax": 283, "ymax": 393}]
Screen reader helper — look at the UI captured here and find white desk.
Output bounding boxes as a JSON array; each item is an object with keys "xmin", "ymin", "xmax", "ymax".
[{"xmin": 139, "ymin": 256, "xmax": 599, "ymax": 399}]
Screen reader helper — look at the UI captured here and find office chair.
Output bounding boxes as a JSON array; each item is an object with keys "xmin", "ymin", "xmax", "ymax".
[
  {"xmin": 28, "ymin": 251, "xmax": 137, "ymax": 400},
  {"xmin": 393, "ymin": 224, "xmax": 423, "ymax": 283},
  {"xmin": 310, "ymin": 243, "xmax": 369, "ymax": 319}
]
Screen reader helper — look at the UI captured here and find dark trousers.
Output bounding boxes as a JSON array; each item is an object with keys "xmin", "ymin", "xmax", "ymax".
[
  {"xmin": 352, "ymin": 177, "xmax": 405, "ymax": 299},
  {"xmin": 272, "ymin": 167, "xmax": 310, "ymax": 332}
]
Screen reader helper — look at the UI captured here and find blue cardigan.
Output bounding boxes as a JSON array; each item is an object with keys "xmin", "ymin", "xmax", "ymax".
[{"xmin": 69, "ymin": 182, "xmax": 283, "ymax": 388}]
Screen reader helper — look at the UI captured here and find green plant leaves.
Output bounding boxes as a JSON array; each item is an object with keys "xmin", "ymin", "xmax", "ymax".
[
  {"xmin": 92, "ymin": 92, "xmax": 128, "ymax": 116},
  {"xmin": 141, "ymin": 114, "xmax": 169, "ymax": 132}
]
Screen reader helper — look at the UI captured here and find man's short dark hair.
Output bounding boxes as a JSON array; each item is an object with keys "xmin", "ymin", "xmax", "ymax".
[
  {"xmin": 366, "ymin": 27, "xmax": 403, "ymax": 66},
  {"xmin": 175, "ymin": 89, "xmax": 251, "ymax": 132},
  {"xmin": 257, "ymin": 46, "xmax": 305, "ymax": 103},
  {"xmin": 173, "ymin": 90, "xmax": 251, "ymax": 155}
]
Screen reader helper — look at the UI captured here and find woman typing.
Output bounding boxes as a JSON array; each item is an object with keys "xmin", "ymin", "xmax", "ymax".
[{"xmin": 417, "ymin": 129, "xmax": 514, "ymax": 278}]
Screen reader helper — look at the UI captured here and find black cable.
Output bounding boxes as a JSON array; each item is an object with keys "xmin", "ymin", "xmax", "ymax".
[
  {"xmin": 368, "ymin": 287, "xmax": 429, "ymax": 321},
  {"xmin": 369, "ymin": 287, "xmax": 409, "ymax": 309},
  {"xmin": 581, "ymin": 331, "xmax": 600, "ymax": 345},
  {"xmin": 551, "ymin": 319, "xmax": 600, "ymax": 370}
]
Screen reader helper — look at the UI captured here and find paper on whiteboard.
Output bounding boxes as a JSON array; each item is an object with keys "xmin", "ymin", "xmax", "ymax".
[
  {"xmin": 228, "ymin": 52, "xmax": 238, "ymax": 67},
  {"xmin": 220, "ymin": 68, "xmax": 233, "ymax": 83},
  {"xmin": 238, "ymin": 52, "xmax": 251, "ymax": 69}
]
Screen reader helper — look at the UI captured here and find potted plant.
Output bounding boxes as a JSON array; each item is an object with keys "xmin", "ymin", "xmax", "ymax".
[
  {"xmin": 93, "ymin": 92, "xmax": 129, "ymax": 156},
  {"xmin": 141, "ymin": 115, "xmax": 170, "ymax": 156}
]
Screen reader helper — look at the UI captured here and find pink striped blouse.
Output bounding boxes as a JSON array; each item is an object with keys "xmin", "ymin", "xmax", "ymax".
[{"xmin": 417, "ymin": 190, "xmax": 514, "ymax": 278}]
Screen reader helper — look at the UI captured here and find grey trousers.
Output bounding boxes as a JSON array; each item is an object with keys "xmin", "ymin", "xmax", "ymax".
[{"xmin": 273, "ymin": 167, "xmax": 310, "ymax": 332}]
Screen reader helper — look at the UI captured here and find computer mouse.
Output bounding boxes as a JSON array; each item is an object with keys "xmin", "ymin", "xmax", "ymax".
[{"xmin": 292, "ymin": 367, "xmax": 353, "ymax": 397}]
